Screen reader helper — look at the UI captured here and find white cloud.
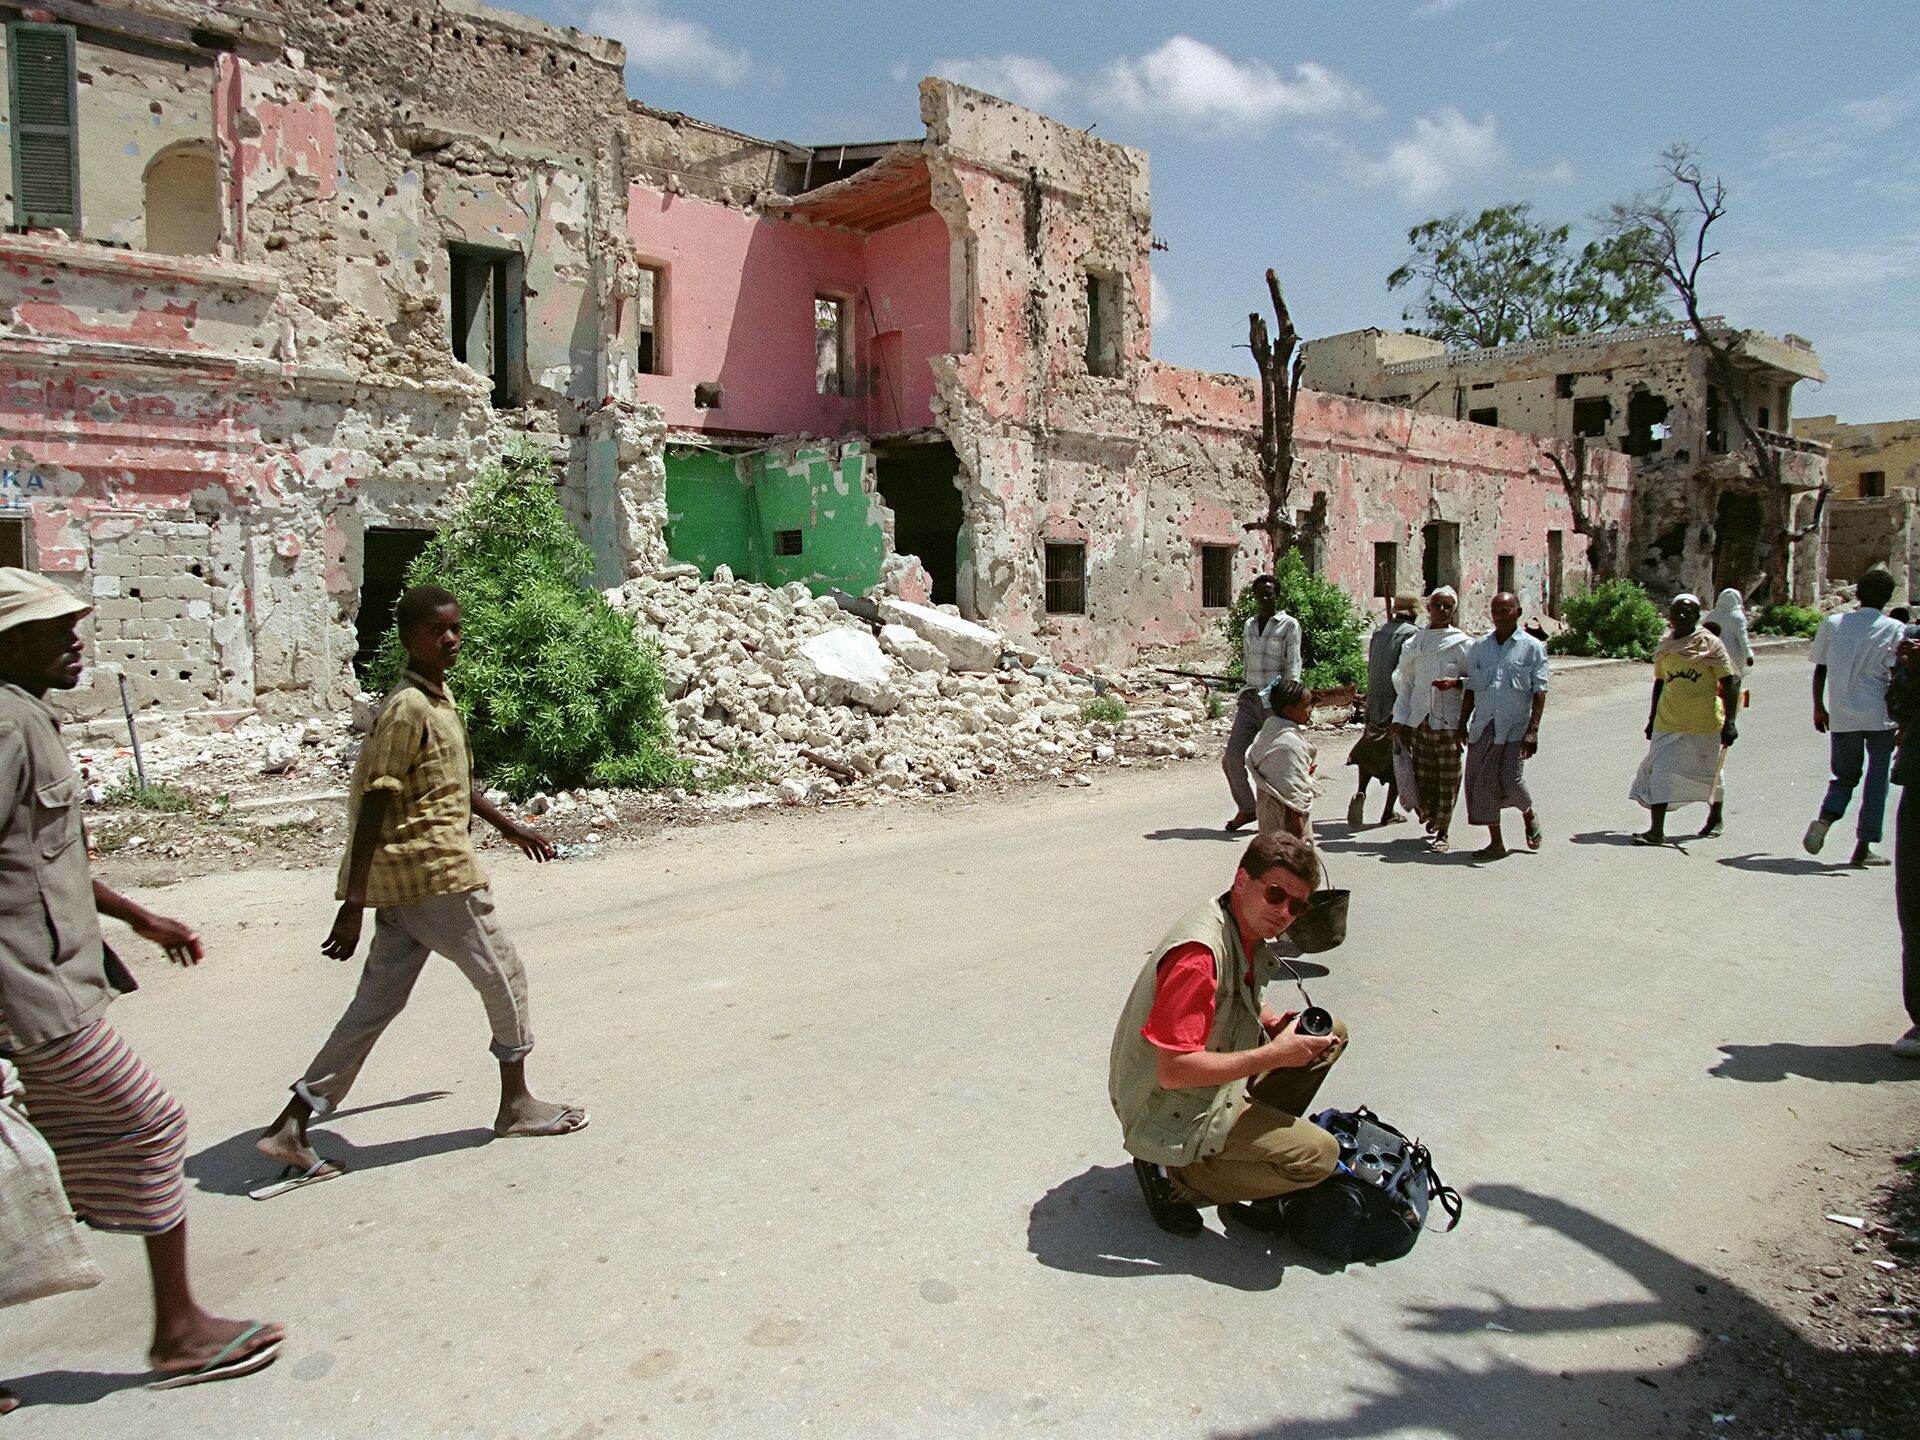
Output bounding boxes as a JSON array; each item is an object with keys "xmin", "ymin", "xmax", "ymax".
[
  {"xmin": 587, "ymin": 2, "xmax": 750, "ymax": 86},
  {"xmin": 1150, "ymin": 271, "xmax": 1174, "ymax": 326},
  {"xmin": 1097, "ymin": 37, "xmax": 1367, "ymax": 129},
  {"xmin": 1764, "ymin": 72, "xmax": 1920, "ymax": 175},
  {"xmin": 1732, "ymin": 239, "xmax": 1920, "ymax": 294},
  {"xmin": 1412, "ymin": 0, "xmax": 1466, "ymax": 17},
  {"xmin": 1338, "ymin": 108, "xmax": 1506, "ymax": 204},
  {"xmin": 1483, "ymin": 35, "xmax": 1515, "ymax": 55},
  {"xmin": 928, "ymin": 54, "xmax": 1074, "ymax": 112}
]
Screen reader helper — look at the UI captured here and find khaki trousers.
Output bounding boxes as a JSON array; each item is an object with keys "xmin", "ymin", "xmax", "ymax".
[
  {"xmin": 294, "ymin": 888, "xmax": 533, "ymax": 1116},
  {"xmin": 1168, "ymin": 1019, "xmax": 1346, "ymax": 1206}
]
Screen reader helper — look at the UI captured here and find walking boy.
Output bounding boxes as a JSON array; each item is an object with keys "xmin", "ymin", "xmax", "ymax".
[
  {"xmin": 257, "ymin": 586, "xmax": 584, "ymax": 1188},
  {"xmin": 1222, "ymin": 574, "xmax": 1302, "ymax": 831}
]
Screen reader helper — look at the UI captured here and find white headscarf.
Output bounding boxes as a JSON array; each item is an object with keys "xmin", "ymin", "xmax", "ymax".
[{"xmin": 1704, "ymin": 587, "xmax": 1752, "ymax": 673}]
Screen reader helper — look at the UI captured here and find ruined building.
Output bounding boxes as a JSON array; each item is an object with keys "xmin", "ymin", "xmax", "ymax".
[
  {"xmin": 1795, "ymin": 413, "xmax": 1920, "ymax": 597},
  {"xmin": 1306, "ymin": 322, "xmax": 1831, "ymax": 603},
  {"xmin": 2, "ymin": 0, "xmax": 1625, "ymax": 720}
]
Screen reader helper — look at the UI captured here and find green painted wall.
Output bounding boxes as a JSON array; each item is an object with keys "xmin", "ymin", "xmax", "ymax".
[
  {"xmin": 664, "ymin": 443, "xmax": 884, "ymax": 596},
  {"xmin": 664, "ymin": 450, "xmax": 757, "ymax": 579}
]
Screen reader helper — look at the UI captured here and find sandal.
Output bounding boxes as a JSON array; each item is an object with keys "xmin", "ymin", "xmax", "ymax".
[{"xmin": 1524, "ymin": 815, "xmax": 1543, "ymax": 850}]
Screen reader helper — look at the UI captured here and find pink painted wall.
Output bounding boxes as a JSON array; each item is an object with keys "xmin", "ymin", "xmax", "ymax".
[{"xmin": 626, "ymin": 185, "xmax": 950, "ymax": 436}]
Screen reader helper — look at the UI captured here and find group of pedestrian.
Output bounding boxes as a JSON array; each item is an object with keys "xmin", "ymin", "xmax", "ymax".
[{"xmin": 0, "ymin": 573, "xmax": 584, "ymax": 1405}]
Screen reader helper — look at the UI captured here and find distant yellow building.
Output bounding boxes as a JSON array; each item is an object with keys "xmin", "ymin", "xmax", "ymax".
[{"xmin": 1795, "ymin": 414, "xmax": 1920, "ymax": 498}]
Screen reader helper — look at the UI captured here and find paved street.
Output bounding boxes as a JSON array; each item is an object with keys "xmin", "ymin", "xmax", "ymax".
[{"xmin": 2, "ymin": 653, "xmax": 1913, "ymax": 1439}]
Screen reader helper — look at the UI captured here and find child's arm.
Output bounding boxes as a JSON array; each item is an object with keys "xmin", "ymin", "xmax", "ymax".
[
  {"xmin": 472, "ymin": 787, "xmax": 555, "ymax": 862},
  {"xmin": 324, "ymin": 790, "xmax": 391, "ymax": 960}
]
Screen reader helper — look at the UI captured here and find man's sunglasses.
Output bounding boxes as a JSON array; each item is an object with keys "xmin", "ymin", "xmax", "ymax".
[{"xmin": 1263, "ymin": 882, "xmax": 1312, "ymax": 912}]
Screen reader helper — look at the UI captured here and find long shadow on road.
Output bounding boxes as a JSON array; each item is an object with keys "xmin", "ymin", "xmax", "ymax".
[
  {"xmin": 1204, "ymin": 1184, "xmax": 1911, "ymax": 1439},
  {"xmin": 1710, "ymin": 1042, "xmax": 1920, "ymax": 1085},
  {"xmin": 186, "ymin": 1090, "xmax": 489, "ymax": 1196}
]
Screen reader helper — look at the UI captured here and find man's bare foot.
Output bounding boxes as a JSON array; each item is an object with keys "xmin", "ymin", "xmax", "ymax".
[
  {"xmin": 150, "ymin": 1312, "xmax": 284, "ymax": 1376},
  {"xmin": 494, "ymin": 1096, "xmax": 588, "ymax": 1138},
  {"xmin": 1474, "ymin": 844, "xmax": 1508, "ymax": 860},
  {"xmin": 255, "ymin": 1123, "xmax": 323, "ymax": 1175}
]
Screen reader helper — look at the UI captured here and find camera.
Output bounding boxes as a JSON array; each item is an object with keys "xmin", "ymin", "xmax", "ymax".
[{"xmin": 1295, "ymin": 1006, "xmax": 1333, "ymax": 1037}]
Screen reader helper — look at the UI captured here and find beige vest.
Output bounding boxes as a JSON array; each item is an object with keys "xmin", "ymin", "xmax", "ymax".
[{"xmin": 1108, "ymin": 895, "xmax": 1275, "ymax": 1167}]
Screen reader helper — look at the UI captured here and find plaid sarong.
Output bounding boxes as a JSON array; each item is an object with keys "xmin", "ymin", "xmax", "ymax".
[{"xmin": 1407, "ymin": 723, "xmax": 1463, "ymax": 833}]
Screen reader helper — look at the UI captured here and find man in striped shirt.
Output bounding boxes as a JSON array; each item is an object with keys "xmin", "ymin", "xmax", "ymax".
[
  {"xmin": 1223, "ymin": 574, "xmax": 1303, "ymax": 830},
  {"xmin": 0, "ymin": 569, "xmax": 283, "ymax": 1398}
]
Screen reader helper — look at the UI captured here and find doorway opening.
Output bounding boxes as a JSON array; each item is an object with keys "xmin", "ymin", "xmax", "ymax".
[
  {"xmin": 873, "ymin": 441, "xmax": 964, "ymax": 607},
  {"xmin": 1712, "ymin": 492, "xmax": 1764, "ymax": 597},
  {"xmin": 1421, "ymin": 520, "xmax": 1460, "ymax": 595},
  {"xmin": 356, "ymin": 527, "xmax": 435, "ymax": 675}
]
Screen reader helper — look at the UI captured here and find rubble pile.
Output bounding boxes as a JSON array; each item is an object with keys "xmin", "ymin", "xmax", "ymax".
[{"xmin": 609, "ymin": 564, "xmax": 1219, "ymax": 801}]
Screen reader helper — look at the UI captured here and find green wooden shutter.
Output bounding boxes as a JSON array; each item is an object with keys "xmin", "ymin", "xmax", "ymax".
[{"xmin": 8, "ymin": 23, "xmax": 80, "ymax": 231}]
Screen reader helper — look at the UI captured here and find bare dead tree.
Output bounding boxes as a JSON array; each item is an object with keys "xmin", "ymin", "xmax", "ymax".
[
  {"xmin": 1245, "ymin": 269, "xmax": 1306, "ymax": 563},
  {"xmin": 1605, "ymin": 144, "xmax": 1830, "ymax": 598},
  {"xmin": 1540, "ymin": 435, "xmax": 1617, "ymax": 583}
]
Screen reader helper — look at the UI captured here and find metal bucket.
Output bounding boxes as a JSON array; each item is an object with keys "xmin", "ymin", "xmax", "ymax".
[{"xmin": 1288, "ymin": 855, "xmax": 1350, "ymax": 953}]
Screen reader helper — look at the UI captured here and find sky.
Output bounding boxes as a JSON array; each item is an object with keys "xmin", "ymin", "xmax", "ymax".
[{"xmin": 515, "ymin": 0, "xmax": 1917, "ymax": 421}]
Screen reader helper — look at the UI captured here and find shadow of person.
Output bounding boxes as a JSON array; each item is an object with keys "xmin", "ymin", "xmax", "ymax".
[
  {"xmin": 0, "ymin": 1368, "xmax": 151, "ymax": 1409},
  {"xmin": 1709, "ymin": 1042, "xmax": 1920, "ymax": 1084},
  {"xmin": 1715, "ymin": 852, "xmax": 1850, "ymax": 878},
  {"xmin": 186, "ymin": 1089, "xmax": 490, "ymax": 1195},
  {"xmin": 1025, "ymin": 1164, "xmax": 1339, "ymax": 1292},
  {"xmin": 1142, "ymin": 826, "xmax": 1244, "ymax": 843},
  {"xmin": 1205, "ymin": 1182, "xmax": 1883, "ymax": 1440},
  {"xmin": 1569, "ymin": 830, "xmax": 1663, "ymax": 849},
  {"xmin": 1313, "ymin": 836, "xmax": 1434, "ymax": 866}
]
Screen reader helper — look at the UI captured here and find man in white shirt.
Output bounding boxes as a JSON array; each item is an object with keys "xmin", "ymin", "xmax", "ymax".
[
  {"xmin": 1806, "ymin": 567, "xmax": 1904, "ymax": 867},
  {"xmin": 1460, "ymin": 592, "xmax": 1550, "ymax": 859},
  {"xmin": 1223, "ymin": 574, "xmax": 1302, "ymax": 831},
  {"xmin": 1247, "ymin": 678, "xmax": 1317, "ymax": 841},
  {"xmin": 1391, "ymin": 587, "xmax": 1472, "ymax": 852}
]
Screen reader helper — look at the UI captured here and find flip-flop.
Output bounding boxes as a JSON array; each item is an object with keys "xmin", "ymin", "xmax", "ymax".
[
  {"xmin": 249, "ymin": 1158, "xmax": 344, "ymax": 1202},
  {"xmin": 1524, "ymin": 816, "xmax": 1543, "ymax": 850},
  {"xmin": 148, "ymin": 1323, "xmax": 282, "ymax": 1391},
  {"xmin": 495, "ymin": 1106, "xmax": 588, "ymax": 1139},
  {"xmin": 1631, "ymin": 833, "xmax": 1663, "ymax": 847}
]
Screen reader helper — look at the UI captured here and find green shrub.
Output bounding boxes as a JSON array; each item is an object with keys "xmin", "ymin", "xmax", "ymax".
[
  {"xmin": 368, "ymin": 440, "xmax": 687, "ymax": 797},
  {"xmin": 1546, "ymin": 579, "xmax": 1665, "ymax": 659},
  {"xmin": 1081, "ymin": 695, "xmax": 1129, "ymax": 725},
  {"xmin": 104, "ymin": 771, "xmax": 194, "ymax": 812},
  {"xmin": 1224, "ymin": 550, "xmax": 1369, "ymax": 691},
  {"xmin": 1752, "ymin": 602, "xmax": 1821, "ymax": 639}
]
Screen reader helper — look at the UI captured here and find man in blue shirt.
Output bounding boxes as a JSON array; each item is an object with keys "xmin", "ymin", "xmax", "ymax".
[{"xmin": 1460, "ymin": 591, "xmax": 1549, "ymax": 859}]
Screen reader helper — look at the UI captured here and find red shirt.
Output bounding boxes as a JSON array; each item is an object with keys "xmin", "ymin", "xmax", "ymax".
[{"xmin": 1141, "ymin": 942, "xmax": 1254, "ymax": 1053}]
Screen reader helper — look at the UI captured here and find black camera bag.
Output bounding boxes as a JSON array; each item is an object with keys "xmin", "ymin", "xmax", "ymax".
[{"xmin": 1283, "ymin": 1106, "xmax": 1462, "ymax": 1265}]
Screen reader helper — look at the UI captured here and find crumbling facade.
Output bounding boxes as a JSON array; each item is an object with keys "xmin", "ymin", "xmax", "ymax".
[
  {"xmin": 1796, "ymin": 415, "xmax": 1920, "ymax": 595},
  {"xmin": 3, "ymin": 0, "xmax": 1629, "ymax": 720},
  {"xmin": 1305, "ymin": 322, "xmax": 1831, "ymax": 604}
]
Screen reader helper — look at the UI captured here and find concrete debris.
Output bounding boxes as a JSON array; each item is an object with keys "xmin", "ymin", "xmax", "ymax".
[{"xmin": 606, "ymin": 569, "xmax": 1227, "ymax": 802}]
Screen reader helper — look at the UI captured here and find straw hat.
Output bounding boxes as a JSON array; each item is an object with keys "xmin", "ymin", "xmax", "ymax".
[{"xmin": 0, "ymin": 568, "xmax": 90, "ymax": 636}]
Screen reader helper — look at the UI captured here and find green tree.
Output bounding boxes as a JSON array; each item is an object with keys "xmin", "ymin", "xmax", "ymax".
[
  {"xmin": 369, "ymin": 440, "xmax": 686, "ymax": 797},
  {"xmin": 1387, "ymin": 202, "xmax": 1669, "ymax": 350},
  {"xmin": 1224, "ymin": 552, "xmax": 1369, "ymax": 691},
  {"xmin": 1545, "ymin": 579, "xmax": 1665, "ymax": 660}
]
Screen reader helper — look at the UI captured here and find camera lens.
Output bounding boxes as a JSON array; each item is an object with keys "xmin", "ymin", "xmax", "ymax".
[{"xmin": 1297, "ymin": 1007, "xmax": 1332, "ymax": 1037}]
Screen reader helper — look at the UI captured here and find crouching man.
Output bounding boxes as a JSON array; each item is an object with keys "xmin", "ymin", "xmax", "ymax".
[{"xmin": 1109, "ymin": 833, "xmax": 1347, "ymax": 1236}]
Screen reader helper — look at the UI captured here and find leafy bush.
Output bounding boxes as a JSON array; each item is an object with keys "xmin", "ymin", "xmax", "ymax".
[
  {"xmin": 1752, "ymin": 602, "xmax": 1821, "ymax": 639},
  {"xmin": 1546, "ymin": 579, "xmax": 1665, "ymax": 659},
  {"xmin": 368, "ymin": 440, "xmax": 687, "ymax": 797},
  {"xmin": 1081, "ymin": 695, "xmax": 1128, "ymax": 725},
  {"xmin": 1224, "ymin": 551, "xmax": 1369, "ymax": 691}
]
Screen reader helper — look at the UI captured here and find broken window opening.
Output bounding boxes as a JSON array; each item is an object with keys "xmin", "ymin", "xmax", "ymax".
[
  {"xmin": 1571, "ymin": 396, "xmax": 1611, "ymax": 439},
  {"xmin": 1044, "ymin": 542, "xmax": 1087, "ymax": 615},
  {"xmin": 355, "ymin": 527, "xmax": 435, "ymax": 675},
  {"xmin": 1546, "ymin": 530, "xmax": 1565, "ymax": 619},
  {"xmin": 1496, "ymin": 554, "xmax": 1516, "ymax": 596},
  {"xmin": 143, "ymin": 143, "xmax": 219, "ymax": 255},
  {"xmin": 815, "ymin": 295, "xmax": 850, "ymax": 396},
  {"xmin": 1555, "ymin": 373, "xmax": 1576, "ymax": 400},
  {"xmin": 1756, "ymin": 404, "xmax": 1771, "ymax": 433},
  {"xmin": 635, "ymin": 265, "xmax": 663, "ymax": 376},
  {"xmin": 1467, "ymin": 407, "xmax": 1499, "ymax": 427},
  {"xmin": 1421, "ymin": 520, "xmax": 1460, "ymax": 595},
  {"xmin": 693, "ymin": 381, "xmax": 723, "ymax": 410},
  {"xmin": 7, "ymin": 22, "xmax": 80, "ymax": 232},
  {"xmin": 1706, "ymin": 385, "xmax": 1727, "ymax": 454},
  {"xmin": 1623, "ymin": 390, "xmax": 1670, "ymax": 458},
  {"xmin": 773, "ymin": 528, "xmax": 804, "ymax": 557},
  {"xmin": 447, "ymin": 244, "xmax": 526, "ymax": 408},
  {"xmin": 1084, "ymin": 271, "xmax": 1122, "ymax": 378},
  {"xmin": 1861, "ymin": 470, "xmax": 1887, "ymax": 499},
  {"xmin": 1372, "ymin": 540, "xmax": 1398, "ymax": 600},
  {"xmin": 1652, "ymin": 522, "xmax": 1687, "ymax": 560},
  {"xmin": 1199, "ymin": 544, "xmax": 1235, "ymax": 611},
  {"xmin": 0, "ymin": 516, "xmax": 25, "ymax": 570}
]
